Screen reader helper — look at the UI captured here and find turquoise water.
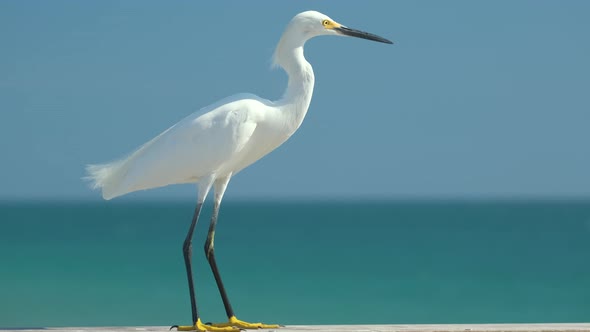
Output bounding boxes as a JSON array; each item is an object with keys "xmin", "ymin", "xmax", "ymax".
[{"xmin": 1, "ymin": 200, "xmax": 589, "ymax": 327}]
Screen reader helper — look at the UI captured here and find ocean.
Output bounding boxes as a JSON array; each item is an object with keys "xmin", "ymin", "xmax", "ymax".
[{"xmin": 1, "ymin": 200, "xmax": 589, "ymax": 327}]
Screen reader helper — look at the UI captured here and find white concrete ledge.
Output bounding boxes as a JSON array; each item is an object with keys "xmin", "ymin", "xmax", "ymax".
[{"xmin": 2, "ymin": 323, "xmax": 590, "ymax": 332}]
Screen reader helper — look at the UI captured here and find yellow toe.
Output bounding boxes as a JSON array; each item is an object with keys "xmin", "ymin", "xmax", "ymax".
[
  {"xmin": 172, "ymin": 325, "xmax": 198, "ymax": 332},
  {"xmin": 172, "ymin": 318, "xmax": 241, "ymax": 332},
  {"xmin": 210, "ymin": 316, "xmax": 281, "ymax": 329}
]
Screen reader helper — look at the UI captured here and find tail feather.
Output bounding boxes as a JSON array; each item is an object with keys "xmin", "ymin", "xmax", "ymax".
[
  {"xmin": 84, "ymin": 159, "xmax": 131, "ymax": 200},
  {"xmin": 85, "ymin": 118, "xmax": 183, "ymax": 199},
  {"xmin": 85, "ymin": 124, "xmax": 178, "ymax": 200}
]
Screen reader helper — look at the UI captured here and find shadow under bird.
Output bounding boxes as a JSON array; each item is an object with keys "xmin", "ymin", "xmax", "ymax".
[{"xmin": 86, "ymin": 10, "xmax": 392, "ymax": 332}]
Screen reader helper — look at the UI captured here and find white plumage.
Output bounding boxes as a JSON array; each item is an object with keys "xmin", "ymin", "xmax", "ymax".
[
  {"xmin": 87, "ymin": 93, "xmax": 278, "ymax": 199},
  {"xmin": 86, "ymin": 11, "xmax": 391, "ymax": 200},
  {"xmin": 84, "ymin": 10, "xmax": 391, "ymax": 331}
]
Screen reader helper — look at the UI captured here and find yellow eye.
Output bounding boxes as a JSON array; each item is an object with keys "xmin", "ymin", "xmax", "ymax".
[{"xmin": 322, "ymin": 20, "xmax": 330, "ymax": 27}]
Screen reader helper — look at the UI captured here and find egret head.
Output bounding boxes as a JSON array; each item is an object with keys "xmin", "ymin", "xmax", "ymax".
[
  {"xmin": 289, "ymin": 11, "xmax": 392, "ymax": 44},
  {"xmin": 273, "ymin": 11, "xmax": 392, "ymax": 69}
]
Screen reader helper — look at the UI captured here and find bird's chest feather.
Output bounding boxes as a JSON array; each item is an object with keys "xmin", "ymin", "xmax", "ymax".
[{"xmin": 223, "ymin": 120, "xmax": 291, "ymax": 174}]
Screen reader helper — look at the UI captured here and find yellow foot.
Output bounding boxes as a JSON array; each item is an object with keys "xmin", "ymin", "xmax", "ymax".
[
  {"xmin": 210, "ymin": 316, "xmax": 282, "ymax": 329},
  {"xmin": 171, "ymin": 318, "xmax": 241, "ymax": 332}
]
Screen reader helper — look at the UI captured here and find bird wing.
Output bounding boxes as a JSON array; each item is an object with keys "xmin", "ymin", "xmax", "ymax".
[
  {"xmin": 86, "ymin": 94, "xmax": 266, "ymax": 199},
  {"xmin": 232, "ymin": 113, "xmax": 258, "ymax": 155}
]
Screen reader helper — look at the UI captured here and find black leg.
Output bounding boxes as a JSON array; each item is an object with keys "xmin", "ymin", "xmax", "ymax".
[
  {"xmin": 204, "ymin": 200, "xmax": 235, "ymax": 319},
  {"xmin": 200, "ymin": 176, "xmax": 281, "ymax": 330},
  {"xmin": 183, "ymin": 201, "xmax": 203, "ymax": 325}
]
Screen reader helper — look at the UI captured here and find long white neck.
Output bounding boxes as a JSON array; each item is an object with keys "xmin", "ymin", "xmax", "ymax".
[{"xmin": 274, "ymin": 32, "xmax": 315, "ymax": 132}]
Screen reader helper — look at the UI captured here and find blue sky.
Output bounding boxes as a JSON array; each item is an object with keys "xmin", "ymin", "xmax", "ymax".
[{"xmin": 1, "ymin": 1, "xmax": 589, "ymax": 201}]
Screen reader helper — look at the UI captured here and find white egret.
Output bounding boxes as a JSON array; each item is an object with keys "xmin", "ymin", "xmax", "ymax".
[{"xmin": 86, "ymin": 10, "xmax": 391, "ymax": 332}]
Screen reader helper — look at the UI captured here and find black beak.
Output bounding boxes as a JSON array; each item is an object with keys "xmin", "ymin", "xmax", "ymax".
[{"xmin": 335, "ymin": 26, "xmax": 393, "ymax": 44}]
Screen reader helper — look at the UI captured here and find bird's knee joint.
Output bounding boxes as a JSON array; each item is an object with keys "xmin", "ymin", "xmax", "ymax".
[
  {"xmin": 203, "ymin": 240, "xmax": 214, "ymax": 259},
  {"xmin": 183, "ymin": 240, "xmax": 192, "ymax": 256}
]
